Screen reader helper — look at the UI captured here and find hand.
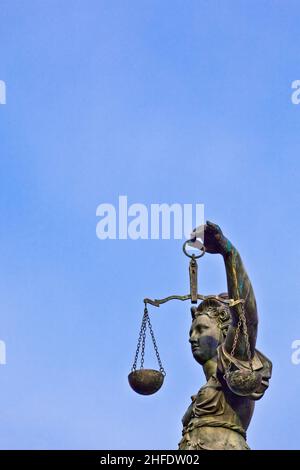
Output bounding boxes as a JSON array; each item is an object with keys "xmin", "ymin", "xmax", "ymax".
[{"xmin": 191, "ymin": 221, "xmax": 230, "ymax": 256}]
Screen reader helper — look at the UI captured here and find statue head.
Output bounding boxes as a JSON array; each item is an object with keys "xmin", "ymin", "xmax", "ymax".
[{"xmin": 189, "ymin": 293, "xmax": 231, "ymax": 365}]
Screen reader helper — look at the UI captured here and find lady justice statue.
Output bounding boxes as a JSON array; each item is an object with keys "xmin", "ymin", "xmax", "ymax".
[{"xmin": 179, "ymin": 221, "xmax": 272, "ymax": 450}]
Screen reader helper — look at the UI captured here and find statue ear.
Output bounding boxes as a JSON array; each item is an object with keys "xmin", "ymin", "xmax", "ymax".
[{"xmin": 191, "ymin": 307, "xmax": 197, "ymax": 319}]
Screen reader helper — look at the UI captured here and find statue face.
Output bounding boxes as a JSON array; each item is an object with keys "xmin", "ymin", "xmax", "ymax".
[{"xmin": 189, "ymin": 313, "xmax": 221, "ymax": 365}]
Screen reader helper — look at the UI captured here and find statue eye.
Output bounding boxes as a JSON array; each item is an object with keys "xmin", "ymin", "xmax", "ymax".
[
  {"xmin": 197, "ymin": 325, "xmax": 208, "ymax": 333},
  {"xmin": 219, "ymin": 310, "xmax": 228, "ymax": 321}
]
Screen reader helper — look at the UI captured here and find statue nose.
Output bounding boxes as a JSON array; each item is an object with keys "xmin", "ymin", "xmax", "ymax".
[{"xmin": 189, "ymin": 327, "xmax": 198, "ymax": 341}]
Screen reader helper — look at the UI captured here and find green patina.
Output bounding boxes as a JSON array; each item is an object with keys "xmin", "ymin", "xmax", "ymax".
[{"xmin": 226, "ymin": 240, "xmax": 232, "ymax": 253}]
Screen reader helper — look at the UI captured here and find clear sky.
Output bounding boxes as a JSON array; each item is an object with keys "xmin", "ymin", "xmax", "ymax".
[{"xmin": 0, "ymin": 0, "xmax": 300, "ymax": 450}]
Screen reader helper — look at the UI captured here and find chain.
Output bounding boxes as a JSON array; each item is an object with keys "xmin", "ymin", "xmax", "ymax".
[
  {"xmin": 131, "ymin": 308, "xmax": 147, "ymax": 372},
  {"xmin": 240, "ymin": 303, "xmax": 253, "ymax": 370},
  {"xmin": 225, "ymin": 312, "xmax": 242, "ymax": 377},
  {"xmin": 140, "ymin": 309, "xmax": 147, "ymax": 369},
  {"xmin": 131, "ymin": 305, "xmax": 166, "ymax": 376},
  {"xmin": 224, "ymin": 286, "xmax": 253, "ymax": 377},
  {"xmin": 146, "ymin": 309, "xmax": 166, "ymax": 376}
]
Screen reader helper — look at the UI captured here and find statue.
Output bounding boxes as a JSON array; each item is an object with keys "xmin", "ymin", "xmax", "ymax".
[{"xmin": 178, "ymin": 221, "xmax": 272, "ymax": 450}]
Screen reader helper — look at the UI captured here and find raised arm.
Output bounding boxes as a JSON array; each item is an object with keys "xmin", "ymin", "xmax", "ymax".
[{"xmin": 198, "ymin": 221, "xmax": 258, "ymax": 360}]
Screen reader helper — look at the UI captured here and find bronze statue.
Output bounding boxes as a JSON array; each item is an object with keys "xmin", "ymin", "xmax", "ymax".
[{"xmin": 179, "ymin": 221, "xmax": 272, "ymax": 450}]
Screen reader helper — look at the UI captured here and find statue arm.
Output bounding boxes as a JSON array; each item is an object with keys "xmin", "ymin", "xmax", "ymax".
[
  {"xmin": 197, "ymin": 221, "xmax": 258, "ymax": 361},
  {"xmin": 223, "ymin": 245, "xmax": 258, "ymax": 360}
]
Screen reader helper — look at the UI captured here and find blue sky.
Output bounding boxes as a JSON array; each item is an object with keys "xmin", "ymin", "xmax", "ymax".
[{"xmin": 0, "ymin": 0, "xmax": 300, "ymax": 449}]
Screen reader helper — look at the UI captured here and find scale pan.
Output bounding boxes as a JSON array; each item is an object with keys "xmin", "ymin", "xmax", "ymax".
[
  {"xmin": 226, "ymin": 370, "xmax": 262, "ymax": 396},
  {"xmin": 128, "ymin": 369, "xmax": 164, "ymax": 395}
]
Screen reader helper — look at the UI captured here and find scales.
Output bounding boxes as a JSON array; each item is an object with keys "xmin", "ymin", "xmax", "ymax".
[{"xmin": 128, "ymin": 236, "xmax": 262, "ymax": 397}]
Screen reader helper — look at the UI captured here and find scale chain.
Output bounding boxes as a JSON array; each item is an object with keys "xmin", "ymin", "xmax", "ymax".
[
  {"xmin": 224, "ymin": 295, "xmax": 253, "ymax": 378},
  {"xmin": 146, "ymin": 309, "xmax": 166, "ymax": 376},
  {"xmin": 131, "ymin": 305, "xmax": 165, "ymax": 375},
  {"xmin": 132, "ymin": 309, "xmax": 147, "ymax": 372}
]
